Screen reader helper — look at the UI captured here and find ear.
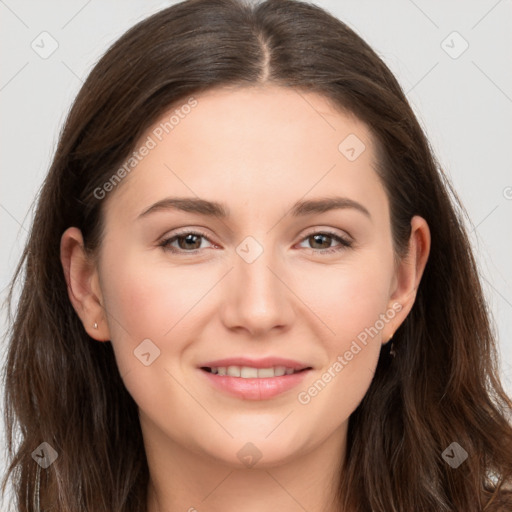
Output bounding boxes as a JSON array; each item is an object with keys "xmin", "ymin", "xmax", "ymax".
[
  {"xmin": 382, "ymin": 215, "xmax": 431, "ymax": 344},
  {"xmin": 60, "ymin": 227, "xmax": 111, "ymax": 341}
]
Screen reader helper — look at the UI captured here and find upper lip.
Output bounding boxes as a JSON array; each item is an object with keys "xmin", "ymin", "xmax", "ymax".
[{"xmin": 199, "ymin": 357, "xmax": 312, "ymax": 370}]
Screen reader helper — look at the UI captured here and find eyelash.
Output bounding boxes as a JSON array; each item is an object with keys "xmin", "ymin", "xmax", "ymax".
[{"xmin": 159, "ymin": 229, "xmax": 353, "ymax": 256}]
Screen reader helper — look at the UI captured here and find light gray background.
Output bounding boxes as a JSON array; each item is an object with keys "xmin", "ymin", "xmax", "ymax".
[{"xmin": 1, "ymin": 0, "xmax": 511, "ymax": 507}]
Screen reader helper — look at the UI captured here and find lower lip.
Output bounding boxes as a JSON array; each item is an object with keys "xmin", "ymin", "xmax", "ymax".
[{"xmin": 199, "ymin": 368, "xmax": 311, "ymax": 400}]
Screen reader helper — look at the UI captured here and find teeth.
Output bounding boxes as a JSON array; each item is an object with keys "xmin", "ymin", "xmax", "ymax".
[
  {"xmin": 208, "ymin": 365, "xmax": 300, "ymax": 378},
  {"xmin": 227, "ymin": 366, "xmax": 241, "ymax": 377},
  {"xmin": 241, "ymin": 367, "xmax": 258, "ymax": 378}
]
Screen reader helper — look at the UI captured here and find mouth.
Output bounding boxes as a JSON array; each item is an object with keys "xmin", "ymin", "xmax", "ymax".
[
  {"xmin": 200, "ymin": 365, "xmax": 311, "ymax": 378},
  {"xmin": 197, "ymin": 360, "xmax": 313, "ymax": 400}
]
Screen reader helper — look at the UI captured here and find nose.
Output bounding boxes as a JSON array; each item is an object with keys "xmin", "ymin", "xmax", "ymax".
[{"xmin": 219, "ymin": 243, "xmax": 296, "ymax": 338}]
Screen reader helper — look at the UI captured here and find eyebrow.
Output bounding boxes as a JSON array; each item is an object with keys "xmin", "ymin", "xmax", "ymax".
[{"xmin": 137, "ymin": 196, "xmax": 371, "ymax": 220}]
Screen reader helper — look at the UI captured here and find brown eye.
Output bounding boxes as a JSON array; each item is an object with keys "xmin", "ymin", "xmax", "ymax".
[
  {"xmin": 298, "ymin": 231, "xmax": 352, "ymax": 255},
  {"xmin": 308, "ymin": 233, "xmax": 333, "ymax": 250},
  {"xmin": 160, "ymin": 231, "xmax": 213, "ymax": 253},
  {"xmin": 175, "ymin": 233, "xmax": 203, "ymax": 250}
]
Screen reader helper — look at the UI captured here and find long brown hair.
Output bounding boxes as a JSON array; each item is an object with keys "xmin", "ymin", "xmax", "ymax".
[{"xmin": 2, "ymin": 0, "xmax": 511, "ymax": 510}]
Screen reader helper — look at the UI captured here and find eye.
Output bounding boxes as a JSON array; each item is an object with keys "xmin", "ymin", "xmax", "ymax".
[
  {"xmin": 297, "ymin": 230, "xmax": 352, "ymax": 255},
  {"xmin": 159, "ymin": 229, "xmax": 353, "ymax": 255},
  {"xmin": 159, "ymin": 230, "xmax": 215, "ymax": 254}
]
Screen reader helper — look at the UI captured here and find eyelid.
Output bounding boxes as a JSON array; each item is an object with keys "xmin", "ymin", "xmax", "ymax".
[
  {"xmin": 158, "ymin": 228, "xmax": 217, "ymax": 254},
  {"xmin": 300, "ymin": 226, "xmax": 352, "ymax": 241},
  {"xmin": 296, "ymin": 228, "xmax": 353, "ymax": 255}
]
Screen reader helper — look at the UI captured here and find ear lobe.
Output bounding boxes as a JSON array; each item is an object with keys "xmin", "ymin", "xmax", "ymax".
[
  {"xmin": 382, "ymin": 215, "xmax": 431, "ymax": 342},
  {"xmin": 60, "ymin": 227, "xmax": 111, "ymax": 341}
]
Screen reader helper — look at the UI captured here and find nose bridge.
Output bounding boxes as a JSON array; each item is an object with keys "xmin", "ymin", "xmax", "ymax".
[{"xmin": 221, "ymin": 234, "xmax": 294, "ymax": 335}]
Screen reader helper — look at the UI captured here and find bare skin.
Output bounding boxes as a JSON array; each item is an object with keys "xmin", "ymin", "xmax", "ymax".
[{"xmin": 60, "ymin": 85, "xmax": 430, "ymax": 512}]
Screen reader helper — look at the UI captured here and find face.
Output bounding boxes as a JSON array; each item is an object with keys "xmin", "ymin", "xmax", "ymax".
[{"xmin": 63, "ymin": 85, "xmax": 427, "ymax": 469}]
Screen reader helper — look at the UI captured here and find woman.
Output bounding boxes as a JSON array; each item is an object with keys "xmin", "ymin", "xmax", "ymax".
[{"xmin": 2, "ymin": 0, "xmax": 511, "ymax": 510}]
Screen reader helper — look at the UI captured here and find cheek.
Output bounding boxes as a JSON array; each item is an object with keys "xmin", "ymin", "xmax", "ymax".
[
  {"xmin": 97, "ymin": 249, "xmax": 209, "ymax": 414},
  {"xmin": 296, "ymin": 257, "xmax": 392, "ymax": 344},
  {"xmin": 98, "ymin": 247, "xmax": 205, "ymax": 374},
  {"xmin": 293, "ymin": 257, "xmax": 391, "ymax": 407},
  {"xmin": 100, "ymin": 239, "xmax": 213, "ymax": 325}
]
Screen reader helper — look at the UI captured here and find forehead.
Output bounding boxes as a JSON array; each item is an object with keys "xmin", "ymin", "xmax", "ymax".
[
  {"xmin": 104, "ymin": 85, "xmax": 384, "ymax": 223},
  {"xmin": 163, "ymin": 84, "xmax": 371, "ymax": 157}
]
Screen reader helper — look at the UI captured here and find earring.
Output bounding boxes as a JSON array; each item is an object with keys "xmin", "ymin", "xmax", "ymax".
[
  {"xmin": 389, "ymin": 333, "xmax": 396, "ymax": 358},
  {"xmin": 93, "ymin": 322, "xmax": 98, "ymax": 329}
]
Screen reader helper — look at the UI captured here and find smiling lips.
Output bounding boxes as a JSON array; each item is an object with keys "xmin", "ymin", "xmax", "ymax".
[
  {"xmin": 205, "ymin": 365, "xmax": 300, "ymax": 377},
  {"xmin": 198, "ymin": 357, "xmax": 313, "ymax": 400}
]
